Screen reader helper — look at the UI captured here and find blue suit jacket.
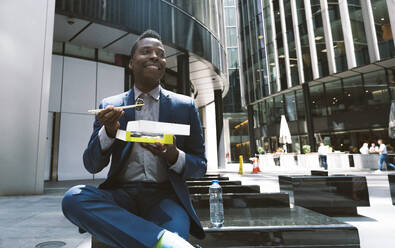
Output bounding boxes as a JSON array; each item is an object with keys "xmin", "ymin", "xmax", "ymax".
[{"xmin": 83, "ymin": 87, "xmax": 207, "ymax": 239}]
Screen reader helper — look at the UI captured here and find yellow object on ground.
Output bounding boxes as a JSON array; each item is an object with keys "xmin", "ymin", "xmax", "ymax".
[{"xmin": 239, "ymin": 155, "xmax": 244, "ymax": 175}]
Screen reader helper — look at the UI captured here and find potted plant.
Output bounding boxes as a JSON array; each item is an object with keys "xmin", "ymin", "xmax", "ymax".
[{"xmin": 302, "ymin": 145, "xmax": 311, "ymax": 154}]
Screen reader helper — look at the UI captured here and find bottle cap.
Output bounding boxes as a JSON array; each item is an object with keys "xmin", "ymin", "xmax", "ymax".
[{"xmin": 212, "ymin": 180, "xmax": 219, "ymax": 184}]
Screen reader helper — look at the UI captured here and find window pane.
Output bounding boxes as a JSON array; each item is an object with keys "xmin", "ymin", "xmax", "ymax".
[
  {"xmin": 224, "ymin": 7, "xmax": 236, "ymax": 26},
  {"xmin": 227, "ymin": 48, "xmax": 239, "ymax": 68},
  {"xmin": 224, "ymin": 0, "xmax": 235, "ymax": 7},
  {"xmin": 226, "ymin": 27, "xmax": 238, "ymax": 47}
]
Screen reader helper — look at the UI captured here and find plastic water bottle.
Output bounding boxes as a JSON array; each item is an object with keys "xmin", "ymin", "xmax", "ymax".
[{"xmin": 209, "ymin": 180, "xmax": 224, "ymax": 227}]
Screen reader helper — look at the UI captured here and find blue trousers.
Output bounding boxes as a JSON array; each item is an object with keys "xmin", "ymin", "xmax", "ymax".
[
  {"xmin": 62, "ymin": 183, "xmax": 190, "ymax": 248},
  {"xmin": 319, "ymin": 155, "xmax": 328, "ymax": 170},
  {"xmin": 379, "ymin": 154, "xmax": 395, "ymax": 170}
]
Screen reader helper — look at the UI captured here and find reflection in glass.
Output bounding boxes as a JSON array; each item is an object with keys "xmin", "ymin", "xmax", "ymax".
[
  {"xmin": 223, "ymin": 70, "xmax": 242, "ymax": 112},
  {"xmin": 310, "ymin": 84, "xmax": 327, "ymax": 117},
  {"xmin": 274, "ymin": 94, "xmax": 285, "ymax": 124},
  {"xmin": 285, "ymin": 92, "xmax": 297, "ymax": 121},
  {"xmin": 370, "ymin": 0, "xmax": 395, "ymax": 59},
  {"xmin": 327, "ymin": 2, "xmax": 347, "ymax": 72},
  {"xmin": 325, "ymin": 80, "xmax": 345, "ymax": 116},
  {"xmin": 311, "ymin": 0, "xmax": 329, "ymax": 77},
  {"xmin": 347, "ymin": 0, "xmax": 370, "ymax": 66},
  {"xmin": 363, "ymin": 70, "xmax": 389, "ymax": 111},
  {"xmin": 343, "ymin": 75, "xmax": 364, "ymax": 113}
]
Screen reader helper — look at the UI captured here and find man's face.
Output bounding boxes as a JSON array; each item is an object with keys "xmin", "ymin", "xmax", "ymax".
[
  {"xmin": 129, "ymin": 38, "xmax": 166, "ymax": 83},
  {"xmin": 378, "ymin": 140, "xmax": 382, "ymax": 145}
]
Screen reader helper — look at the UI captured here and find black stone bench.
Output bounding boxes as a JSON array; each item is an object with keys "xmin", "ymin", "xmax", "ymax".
[
  {"xmin": 91, "ymin": 191, "xmax": 360, "ymax": 248},
  {"xmin": 187, "ymin": 180, "xmax": 242, "ymax": 186},
  {"xmin": 188, "ymin": 185, "xmax": 260, "ymax": 194},
  {"xmin": 311, "ymin": 170, "xmax": 329, "ymax": 176},
  {"xmin": 187, "ymin": 176, "xmax": 229, "ymax": 181},
  {"xmin": 188, "ymin": 192, "xmax": 360, "ymax": 247},
  {"xmin": 279, "ymin": 175, "xmax": 370, "ymax": 216},
  {"xmin": 389, "ymin": 174, "xmax": 395, "ymax": 205}
]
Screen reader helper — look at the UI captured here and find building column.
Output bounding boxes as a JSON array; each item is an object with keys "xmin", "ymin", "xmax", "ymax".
[
  {"xmin": 302, "ymin": 83, "xmax": 316, "ymax": 152},
  {"xmin": 304, "ymin": 0, "xmax": 320, "ymax": 79},
  {"xmin": 290, "ymin": 0, "xmax": 305, "ymax": 83},
  {"xmin": 177, "ymin": 54, "xmax": 190, "ymax": 96},
  {"xmin": 0, "ymin": 0, "xmax": 55, "ymax": 195},
  {"xmin": 338, "ymin": 0, "xmax": 357, "ymax": 69},
  {"xmin": 279, "ymin": 0, "xmax": 292, "ymax": 88},
  {"xmin": 269, "ymin": 0, "xmax": 281, "ymax": 93},
  {"xmin": 214, "ymin": 90, "xmax": 225, "ymax": 169},
  {"xmin": 320, "ymin": 0, "xmax": 336, "ymax": 74},
  {"xmin": 361, "ymin": 0, "xmax": 380, "ymax": 62}
]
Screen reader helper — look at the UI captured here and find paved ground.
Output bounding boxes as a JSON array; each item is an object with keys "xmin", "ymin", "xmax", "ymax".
[{"xmin": 0, "ymin": 164, "xmax": 394, "ymax": 248}]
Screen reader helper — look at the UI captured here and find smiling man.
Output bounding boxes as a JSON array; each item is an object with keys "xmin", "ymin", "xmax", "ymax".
[{"xmin": 61, "ymin": 30, "xmax": 207, "ymax": 248}]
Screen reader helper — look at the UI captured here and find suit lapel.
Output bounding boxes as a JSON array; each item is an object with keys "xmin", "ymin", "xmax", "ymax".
[
  {"xmin": 123, "ymin": 89, "xmax": 135, "ymax": 123},
  {"xmin": 159, "ymin": 88, "xmax": 172, "ymax": 123}
]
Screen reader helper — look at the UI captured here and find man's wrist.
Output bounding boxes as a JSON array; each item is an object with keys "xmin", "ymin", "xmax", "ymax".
[
  {"xmin": 167, "ymin": 149, "xmax": 179, "ymax": 165},
  {"xmin": 105, "ymin": 126, "xmax": 117, "ymax": 138}
]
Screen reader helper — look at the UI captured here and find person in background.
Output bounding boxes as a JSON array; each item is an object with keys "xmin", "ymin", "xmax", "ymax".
[
  {"xmin": 359, "ymin": 143, "xmax": 369, "ymax": 155},
  {"xmin": 375, "ymin": 139, "xmax": 395, "ymax": 172},
  {"xmin": 318, "ymin": 143, "xmax": 328, "ymax": 170},
  {"xmin": 369, "ymin": 143, "xmax": 378, "ymax": 153}
]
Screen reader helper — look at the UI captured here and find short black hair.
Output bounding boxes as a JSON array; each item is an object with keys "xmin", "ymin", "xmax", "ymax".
[{"xmin": 130, "ymin": 29, "xmax": 162, "ymax": 58}]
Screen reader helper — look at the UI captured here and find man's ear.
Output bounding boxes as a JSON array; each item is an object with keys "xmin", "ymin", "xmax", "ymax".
[{"xmin": 128, "ymin": 60, "xmax": 133, "ymax": 71}]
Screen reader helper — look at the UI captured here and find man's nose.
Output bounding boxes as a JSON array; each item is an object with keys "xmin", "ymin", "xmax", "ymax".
[{"xmin": 149, "ymin": 51, "xmax": 159, "ymax": 60}]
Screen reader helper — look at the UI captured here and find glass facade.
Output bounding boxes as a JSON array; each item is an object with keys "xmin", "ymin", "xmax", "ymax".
[
  {"xmin": 251, "ymin": 68, "xmax": 395, "ymax": 153},
  {"xmin": 223, "ymin": 0, "xmax": 249, "ymax": 162},
  {"xmin": 238, "ymin": 0, "xmax": 395, "ymax": 154}
]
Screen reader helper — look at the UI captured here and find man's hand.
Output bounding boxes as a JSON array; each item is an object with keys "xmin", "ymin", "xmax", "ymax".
[
  {"xmin": 141, "ymin": 136, "xmax": 179, "ymax": 165},
  {"xmin": 97, "ymin": 106, "xmax": 124, "ymax": 138}
]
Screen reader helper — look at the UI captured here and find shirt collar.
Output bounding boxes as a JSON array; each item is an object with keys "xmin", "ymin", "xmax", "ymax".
[{"xmin": 134, "ymin": 84, "xmax": 161, "ymax": 101}]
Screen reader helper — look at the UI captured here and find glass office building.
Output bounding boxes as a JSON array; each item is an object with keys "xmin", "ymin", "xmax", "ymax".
[
  {"xmin": 222, "ymin": 0, "xmax": 250, "ymax": 162},
  {"xmin": 238, "ymin": 0, "xmax": 395, "ymax": 154}
]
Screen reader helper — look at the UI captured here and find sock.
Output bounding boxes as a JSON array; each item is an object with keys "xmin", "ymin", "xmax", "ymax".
[{"xmin": 152, "ymin": 230, "xmax": 194, "ymax": 248}]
